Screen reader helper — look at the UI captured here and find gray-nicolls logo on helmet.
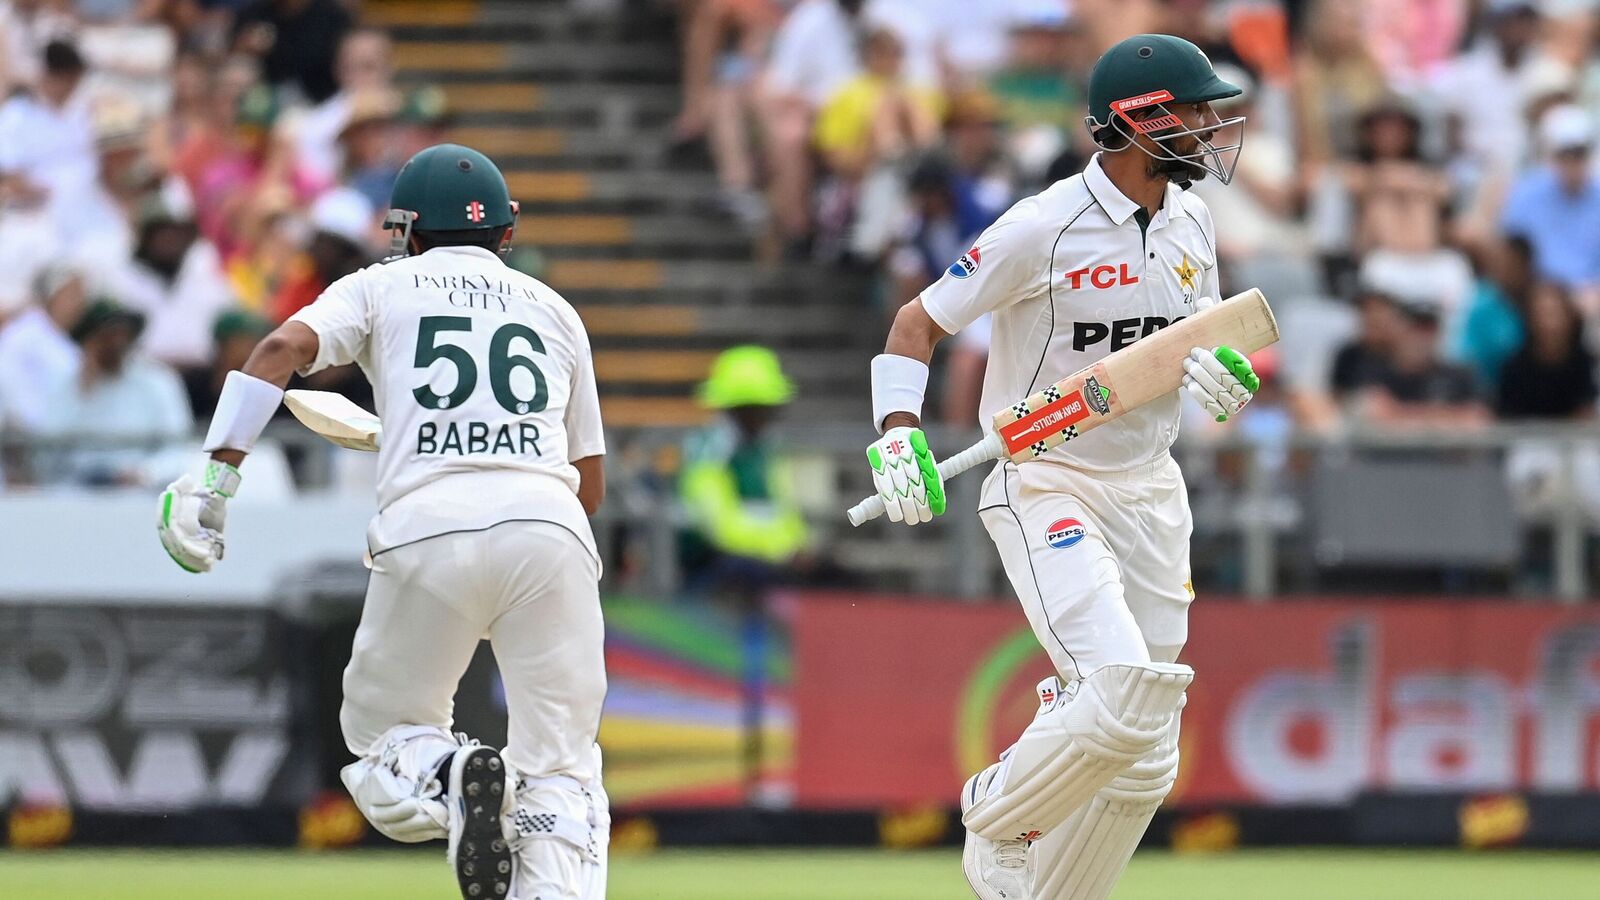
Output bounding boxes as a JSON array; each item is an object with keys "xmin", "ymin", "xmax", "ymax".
[
  {"xmin": 383, "ymin": 143, "xmax": 522, "ymax": 261},
  {"xmin": 1083, "ymin": 34, "xmax": 1246, "ymax": 188}
]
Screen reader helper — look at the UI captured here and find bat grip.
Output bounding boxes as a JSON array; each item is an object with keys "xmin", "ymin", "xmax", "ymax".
[{"xmin": 846, "ymin": 432, "xmax": 1006, "ymax": 527}]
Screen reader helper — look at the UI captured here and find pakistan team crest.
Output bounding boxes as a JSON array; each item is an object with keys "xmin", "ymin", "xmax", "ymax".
[{"xmin": 1173, "ymin": 254, "xmax": 1199, "ymax": 305}]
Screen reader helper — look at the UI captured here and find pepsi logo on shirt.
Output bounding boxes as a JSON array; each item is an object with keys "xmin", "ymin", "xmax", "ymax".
[
  {"xmin": 947, "ymin": 247, "xmax": 981, "ymax": 279},
  {"xmin": 1045, "ymin": 518, "xmax": 1087, "ymax": 549}
]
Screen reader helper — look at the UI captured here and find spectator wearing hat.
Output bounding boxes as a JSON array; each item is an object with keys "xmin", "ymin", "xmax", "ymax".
[
  {"xmin": 256, "ymin": 188, "xmax": 376, "ymax": 419},
  {"xmin": 1353, "ymin": 125, "xmax": 1453, "ymax": 252},
  {"xmin": 112, "ymin": 197, "xmax": 236, "ymax": 371},
  {"xmin": 0, "ymin": 264, "xmax": 86, "ymax": 434},
  {"xmin": 395, "ymin": 83, "xmax": 454, "ymax": 160},
  {"xmin": 77, "ymin": 96, "xmax": 153, "ymax": 265},
  {"xmin": 1314, "ymin": 97, "xmax": 1474, "ymax": 345},
  {"xmin": 181, "ymin": 308, "xmax": 275, "ymax": 420},
  {"xmin": 336, "ymin": 86, "xmax": 402, "ymax": 212},
  {"xmin": 76, "ymin": 94, "xmax": 197, "ymax": 268},
  {"xmin": 37, "ymin": 298, "xmax": 193, "ymax": 486},
  {"xmin": 269, "ymin": 185, "xmax": 374, "ymax": 323},
  {"xmin": 678, "ymin": 346, "xmax": 811, "ymax": 591},
  {"xmin": 1500, "ymin": 104, "xmax": 1600, "ymax": 291},
  {"xmin": 945, "ymin": 91, "xmax": 1015, "ymax": 221}
]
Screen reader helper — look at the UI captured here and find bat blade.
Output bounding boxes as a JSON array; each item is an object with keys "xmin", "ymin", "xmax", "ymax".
[
  {"xmin": 283, "ymin": 389, "xmax": 383, "ymax": 452},
  {"xmin": 992, "ymin": 288, "xmax": 1278, "ymax": 462},
  {"xmin": 847, "ymin": 289, "xmax": 1279, "ymax": 526}
]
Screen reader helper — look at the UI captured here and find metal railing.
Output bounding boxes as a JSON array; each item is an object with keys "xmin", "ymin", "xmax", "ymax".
[{"xmin": 6, "ymin": 421, "xmax": 1600, "ymax": 602}]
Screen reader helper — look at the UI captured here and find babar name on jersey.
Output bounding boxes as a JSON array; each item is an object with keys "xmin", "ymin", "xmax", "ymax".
[
  {"xmin": 417, "ymin": 419, "xmax": 542, "ymax": 457},
  {"xmin": 412, "ymin": 273, "xmax": 540, "ymax": 311}
]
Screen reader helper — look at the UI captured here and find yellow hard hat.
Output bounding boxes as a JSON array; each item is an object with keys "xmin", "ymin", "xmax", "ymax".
[{"xmin": 698, "ymin": 345, "xmax": 795, "ymax": 409}]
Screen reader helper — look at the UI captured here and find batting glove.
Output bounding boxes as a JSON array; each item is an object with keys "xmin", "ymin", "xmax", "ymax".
[
  {"xmin": 156, "ymin": 460, "xmax": 240, "ymax": 573},
  {"xmin": 1182, "ymin": 345, "xmax": 1259, "ymax": 423},
  {"xmin": 867, "ymin": 426, "xmax": 946, "ymax": 525}
]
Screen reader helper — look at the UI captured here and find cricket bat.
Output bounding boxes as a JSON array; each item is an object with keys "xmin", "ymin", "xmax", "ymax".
[
  {"xmin": 283, "ymin": 390, "xmax": 383, "ymax": 451},
  {"xmin": 846, "ymin": 288, "xmax": 1279, "ymax": 526}
]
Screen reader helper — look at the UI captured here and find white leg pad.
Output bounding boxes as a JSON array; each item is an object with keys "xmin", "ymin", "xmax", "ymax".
[
  {"xmin": 962, "ymin": 662, "xmax": 1192, "ymax": 841},
  {"xmin": 1031, "ymin": 697, "xmax": 1184, "ymax": 900},
  {"xmin": 506, "ymin": 770, "xmax": 611, "ymax": 900},
  {"xmin": 339, "ymin": 724, "xmax": 460, "ymax": 843}
]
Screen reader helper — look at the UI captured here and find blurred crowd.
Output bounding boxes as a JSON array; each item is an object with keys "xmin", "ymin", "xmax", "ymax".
[
  {"xmin": 0, "ymin": 0, "xmax": 460, "ymax": 490},
  {"xmin": 9, "ymin": 0, "xmax": 1600, "ymax": 504},
  {"xmin": 672, "ymin": 0, "xmax": 1600, "ymax": 440}
]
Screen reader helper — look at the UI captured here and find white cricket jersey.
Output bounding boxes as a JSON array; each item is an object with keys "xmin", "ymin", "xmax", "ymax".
[
  {"xmin": 289, "ymin": 245, "xmax": 605, "ymax": 567},
  {"xmin": 921, "ymin": 153, "xmax": 1219, "ymax": 474}
]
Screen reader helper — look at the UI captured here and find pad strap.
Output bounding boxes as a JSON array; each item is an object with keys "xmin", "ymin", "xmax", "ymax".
[
  {"xmin": 203, "ymin": 370, "xmax": 286, "ymax": 453},
  {"xmin": 870, "ymin": 354, "xmax": 929, "ymax": 433},
  {"xmin": 509, "ymin": 773, "xmax": 607, "ymax": 864}
]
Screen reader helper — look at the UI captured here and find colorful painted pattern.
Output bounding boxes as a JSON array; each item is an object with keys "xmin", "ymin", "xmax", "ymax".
[{"xmin": 598, "ymin": 598, "xmax": 793, "ymax": 808}]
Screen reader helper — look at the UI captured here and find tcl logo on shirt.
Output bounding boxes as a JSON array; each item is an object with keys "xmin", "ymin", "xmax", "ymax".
[
  {"xmin": 1073, "ymin": 315, "xmax": 1187, "ymax": 351},
  {"xmin": 1062, "ymin": 264, "xmax": 1139, "ymax": 290}
]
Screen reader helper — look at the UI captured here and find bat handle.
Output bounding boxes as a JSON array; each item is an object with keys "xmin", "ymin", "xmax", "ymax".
[{"xmin": 846, "ymin": 432, "xmax": 1006, "ymax": 527}]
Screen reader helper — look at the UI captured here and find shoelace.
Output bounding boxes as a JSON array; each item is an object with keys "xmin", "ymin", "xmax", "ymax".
[{"xmin": 994, "ymin": 840, "xmax": 1029, "ymax": 869}]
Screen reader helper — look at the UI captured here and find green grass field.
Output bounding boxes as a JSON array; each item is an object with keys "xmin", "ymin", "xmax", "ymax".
[{"xmin": 3, "ymin": 848, "xmax": 1596, "ymax": 899}]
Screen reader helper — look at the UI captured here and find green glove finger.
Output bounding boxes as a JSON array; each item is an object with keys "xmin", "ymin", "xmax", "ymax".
[
  {"xmin": 1214, "ymin": 346, "xmax": 1260, "ymax": 393},
  {"xmin": 157, "ymin": 493, "xmax": 202, "ymax": 574},
  {"xmin": 908, "ymin": 429, "xmax": 946, "ymax": 516},
  {"xmin": 867, "ymin": 445, "xmax": 885, "ymax": 472}
]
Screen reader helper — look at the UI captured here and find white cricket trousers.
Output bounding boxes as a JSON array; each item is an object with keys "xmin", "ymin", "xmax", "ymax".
[
  {"xmin": 340, "ymin": 519, "xmax": 606, "ymax": 782},
  {"xmin": 978, "ymin": 453, "xmax": 1194, "ymax": 677}
]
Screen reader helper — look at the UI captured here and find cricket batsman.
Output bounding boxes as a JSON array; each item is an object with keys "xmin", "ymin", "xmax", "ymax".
[
  {"xmin": 156, "ymin": 145, "xmax": 610, "ymax": 900},
  {"xmin": 865, "ymin": 36, "xmax": 1258, "ymax": 899}
]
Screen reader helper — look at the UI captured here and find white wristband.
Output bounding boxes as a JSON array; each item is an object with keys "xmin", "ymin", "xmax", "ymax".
[
  {"xmin": 871, "ymin": 353, "xmax": 929, "ymax": 433},
  {"xmin": 203, "ymin": 370, "xmax": 286, "ymax": 453}
]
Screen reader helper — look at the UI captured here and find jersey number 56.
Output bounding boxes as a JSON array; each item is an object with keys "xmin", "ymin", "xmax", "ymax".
[{"xmin": 412, "ymin": 315, "xmax": 550, "ymax": 415}]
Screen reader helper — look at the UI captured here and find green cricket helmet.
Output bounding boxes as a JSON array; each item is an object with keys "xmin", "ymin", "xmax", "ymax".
[
  {"xmin": 1084, "ymin": 34, "xmax": 1245, "ymax": 184},
  {"xmin": 384, "ymin": 143, "xmax": 520, "ymax": 258}
]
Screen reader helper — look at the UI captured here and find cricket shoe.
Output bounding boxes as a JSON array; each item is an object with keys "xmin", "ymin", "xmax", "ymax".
[
  {"xmin": 961, "ymin": 766, "xmax": 1035, "ymax": 900},
  {"xmin": 960, "ymin": 677, "xmax": 1069, "ymax": 900},
  {"xmin": 445, "ymin": 744, "xmax": 514, "ymax": 900}
]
